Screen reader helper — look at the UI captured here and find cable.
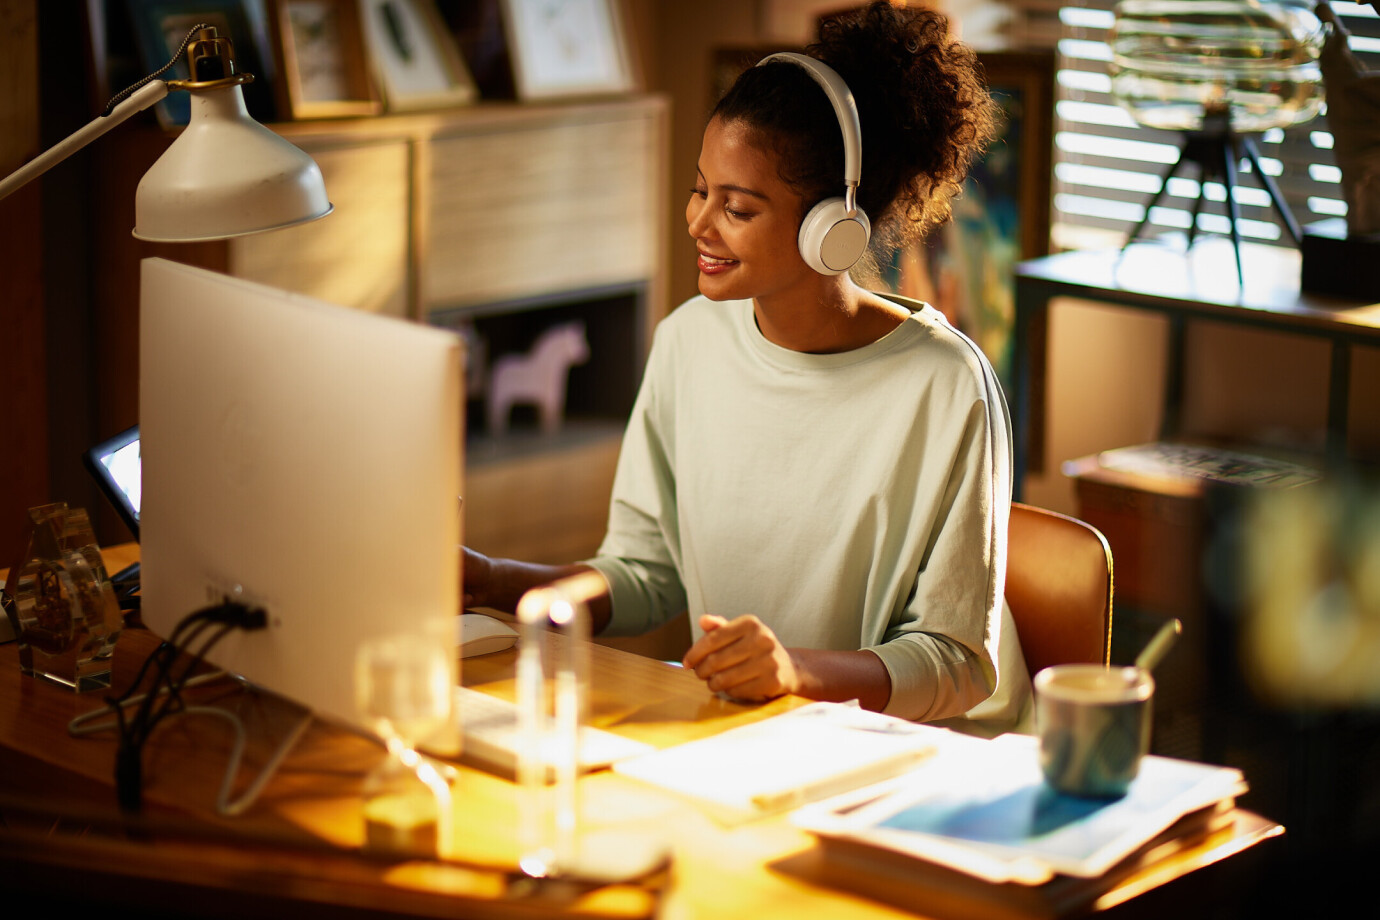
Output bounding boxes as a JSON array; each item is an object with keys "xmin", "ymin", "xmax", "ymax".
[
  {"xmin": 76, "ymin": 599, "xmax": 268, "ymax": 814},
  {"xmin": 102, "ymin": 23, "xmax": 213, "ymax": 116},
  {"xmin": 69, "ymin": 669, "xmax": 312, "ymax": 818},
  {"xmin": 68, "ymin": 670, "xmax": 228, "ymax": 736}
]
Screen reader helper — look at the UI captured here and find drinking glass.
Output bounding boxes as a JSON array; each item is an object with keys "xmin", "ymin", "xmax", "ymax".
[{"xmin": 355, "ymin": 633, "xmax": 454, "ymax": 858}]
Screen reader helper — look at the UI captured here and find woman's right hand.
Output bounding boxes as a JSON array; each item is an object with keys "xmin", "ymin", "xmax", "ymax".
[{"xmin": 459, "ymin": 548, "xmax": 604, "ymax": 624}]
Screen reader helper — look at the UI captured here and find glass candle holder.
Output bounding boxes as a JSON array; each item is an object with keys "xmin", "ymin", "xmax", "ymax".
[
  {"xmin": 355, "ymin": 632, "xmax": 454, "ymax": 859},
  {"xmin": 514, "ymin": 572, "xmax": 599, "ymax": 879}
]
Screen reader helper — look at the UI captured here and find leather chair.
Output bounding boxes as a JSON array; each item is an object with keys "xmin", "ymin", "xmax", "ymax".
[{"xmin": 1006, "ymin": 501, "xmax": 1114, "ymax": 677}]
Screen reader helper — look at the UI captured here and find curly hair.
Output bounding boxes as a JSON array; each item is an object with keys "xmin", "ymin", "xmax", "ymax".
[{"xmin": 711, "ymin": 1, "xmax": 998, "ymax": 274}]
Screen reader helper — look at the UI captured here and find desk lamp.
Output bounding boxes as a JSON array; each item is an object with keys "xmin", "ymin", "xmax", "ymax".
[
  {"xmin": 0, "ymin": 24, "xmax": 331, "ymax": 241},
  {"xmin": 1108, "ymin": 0, "xmax": 1326, "ymax": 283}
]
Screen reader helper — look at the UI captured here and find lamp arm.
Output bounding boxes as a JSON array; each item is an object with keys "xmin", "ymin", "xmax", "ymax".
[{"xmin": 0, "ymin": 80, "xmax": 170, "ymax": 202}]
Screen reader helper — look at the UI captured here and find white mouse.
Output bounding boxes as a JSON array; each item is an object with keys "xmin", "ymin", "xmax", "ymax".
[{"xmin": 457, "ymin": 612, "xmax": 519, "ymax": 658}]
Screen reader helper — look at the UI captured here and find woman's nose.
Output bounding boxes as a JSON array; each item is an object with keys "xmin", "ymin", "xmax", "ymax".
[{"xmin": 686, "ymin": 197, "xmax": 712, "ymax": 239}]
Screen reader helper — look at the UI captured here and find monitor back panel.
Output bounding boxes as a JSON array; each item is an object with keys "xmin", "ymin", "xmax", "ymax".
[{"xmin": 139, "ymin": 258, "xmax": 463, "ymax": 730}]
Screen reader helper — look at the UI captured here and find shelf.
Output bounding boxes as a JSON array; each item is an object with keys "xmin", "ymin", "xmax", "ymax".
[{"xmin": 465, "ymin": 418, "xmax": 625, "ymax": 468}]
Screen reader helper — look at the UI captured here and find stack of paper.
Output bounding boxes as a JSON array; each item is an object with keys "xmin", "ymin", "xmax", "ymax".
[
  {"xmin": 611, "ymin": 701, "xmax": 943, "ymax": 823},
  {"xmin": 791, "ymin": 732, "xmax": 1246, "ymax": 886}
]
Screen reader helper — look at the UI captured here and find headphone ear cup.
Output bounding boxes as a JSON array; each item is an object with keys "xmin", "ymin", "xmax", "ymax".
[{"xmin": 798, "ymin": 197, "xmax": 871, "ymax": 275}]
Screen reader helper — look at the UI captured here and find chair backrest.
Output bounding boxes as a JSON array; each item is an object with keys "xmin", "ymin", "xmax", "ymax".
[{"xmin": 1005, "ymin": 501, "xmax": 1113, "ymax": 678}]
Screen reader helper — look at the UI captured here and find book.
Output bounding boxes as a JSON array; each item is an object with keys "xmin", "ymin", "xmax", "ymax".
[
  {"xmin": 610, "ymin": 701, "xmax": 943, "ymax": 824},
  {"xmin": 1094, "ymin": 442, "xmax": 1319, "ymax": 489},
  {"xmin": 791, "ymin": 732, "xmax": 1246, "ymax": 885}
]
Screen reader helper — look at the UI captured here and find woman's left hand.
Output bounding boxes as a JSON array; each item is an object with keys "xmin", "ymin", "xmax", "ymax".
[{"xmin": 681, "ymin": 614, "xmax": 800, "ymax": 702}]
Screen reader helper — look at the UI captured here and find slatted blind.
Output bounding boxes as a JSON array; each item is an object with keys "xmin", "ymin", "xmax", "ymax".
[{"xmin": 1037, "ymin": 1, "xmax": 1380, "ymax": 252}]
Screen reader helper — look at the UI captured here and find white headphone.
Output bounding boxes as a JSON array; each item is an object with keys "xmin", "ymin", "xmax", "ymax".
[{"xmin": 756, "ymin": 52, "xmax": 871, "ymax": 276}]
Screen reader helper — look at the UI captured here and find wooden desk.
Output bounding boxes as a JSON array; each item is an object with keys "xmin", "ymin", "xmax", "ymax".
[
  {"xmin": 0, "ymin": 545, "xmax": 1281, "ymax": 919},
  {"xmin": 1011, "ymin": 241, "xmax": 1380, "ymax": 495}
]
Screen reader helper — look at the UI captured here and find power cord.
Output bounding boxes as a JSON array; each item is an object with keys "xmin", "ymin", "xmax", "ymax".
[
  {"xmin": 102, "ymin": 23, "xmax": 213, "ymax": 116},
  {"xmin": 72, "ymin": 599, "xmax": 268, "ymax": 814}
]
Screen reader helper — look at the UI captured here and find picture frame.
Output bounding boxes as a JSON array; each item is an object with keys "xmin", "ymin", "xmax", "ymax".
[
  {"xmin": 358, "ymin": 0, "xmax": 476, "ymax": 111},
  {"xmin": 272, "ymin": 0, "xmax": 381, "ymax": 119},
  {"xmin": 500, "ymin": 0, "xmax": 635, "ymax": 100},
  {"xmin": 126, "ymin": 0, "xmax": 279, "ymax": 127}
]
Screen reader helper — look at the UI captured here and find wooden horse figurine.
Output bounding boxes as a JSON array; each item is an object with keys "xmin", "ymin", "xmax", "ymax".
[{"xmin": 486, "ymin": 320, "xmax": 590, "ymax": 435}]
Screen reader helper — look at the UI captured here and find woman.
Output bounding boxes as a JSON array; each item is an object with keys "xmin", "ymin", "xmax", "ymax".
[{"xmin": 464, "ymin": 2, "xmax": 1030, "ymax": 733}]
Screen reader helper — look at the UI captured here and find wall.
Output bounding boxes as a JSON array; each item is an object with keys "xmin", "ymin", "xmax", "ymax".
[
  {"xmin": 1020, "ymin": 299, "xmax": 1168, "ymax": 514},
  {"xmin": 633, "ymin": 0, "xmax": 763, "ymax": 309},
  {"xmin": 1023, "ymin": 298, "xmax": 1380, "ymax": 518},
  {"xmin": 0, "ymin": 0, "xmax": 47, "ymax": 566}
]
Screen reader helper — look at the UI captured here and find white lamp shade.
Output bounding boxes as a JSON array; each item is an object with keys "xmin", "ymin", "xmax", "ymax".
[{"xmin": 134, "ymin": 84, "xmax": 332, "ymax": 242}]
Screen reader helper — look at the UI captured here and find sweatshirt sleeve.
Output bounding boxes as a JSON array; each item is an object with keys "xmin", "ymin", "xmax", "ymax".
[
  {"xmin": 583, "ymin": 332, "xmax": 688, "ymax": 636},
  {"xmin": 868, "ymin": 343, "xmax": 1014, "ymax": 723}
]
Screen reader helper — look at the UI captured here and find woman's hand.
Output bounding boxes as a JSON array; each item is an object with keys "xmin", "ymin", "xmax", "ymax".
[
  {"xmin": 460, "ymin": 546, "xmax": 496, "ymax": 609},
  {"xmin": 681, "ymin": 614, "xmax": 800, "ymax": 702},
  {"xmin": 459, "ymin": 548, "xmax": 610, "ymax": 629}
]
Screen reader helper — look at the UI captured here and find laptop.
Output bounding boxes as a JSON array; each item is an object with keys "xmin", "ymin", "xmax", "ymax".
[{"xmin": 82, "ymin": 424, "xmax": 142, "ymax": 602}]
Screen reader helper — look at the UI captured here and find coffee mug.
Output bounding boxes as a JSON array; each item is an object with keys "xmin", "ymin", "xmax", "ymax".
[{"xmin": 1034, "ymin": 664, "xmax": 1154, "ymax": 798}]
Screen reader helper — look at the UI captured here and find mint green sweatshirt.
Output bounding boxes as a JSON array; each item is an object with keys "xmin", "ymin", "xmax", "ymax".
[{"xmin": 587, "ymin": 294, "xmax": 1031, "ymax": 733}]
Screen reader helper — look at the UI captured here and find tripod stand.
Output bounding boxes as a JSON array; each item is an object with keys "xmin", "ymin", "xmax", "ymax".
[{"xmin": 1124, "ymin": 106, "xmax": 1303, "ymax": 285}]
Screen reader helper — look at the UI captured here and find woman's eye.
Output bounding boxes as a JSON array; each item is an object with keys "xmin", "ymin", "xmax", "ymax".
[
  {"xmin": 725, "ymin": 205, "xmax": 752, "ymax": 220},
  {"xmin": 689, "ymin": 186, "xmax": 707, "ymax": 199}
]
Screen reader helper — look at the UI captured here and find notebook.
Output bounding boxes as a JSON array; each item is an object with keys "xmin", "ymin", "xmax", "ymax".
[{"xmin": 611, "ymin": 701, "xmax": 941, "ymax": 824}]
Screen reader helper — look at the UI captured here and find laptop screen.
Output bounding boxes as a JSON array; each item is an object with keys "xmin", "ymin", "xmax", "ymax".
[{"xmin": 83, "ymin": 425, "xmax": 141, "ymax": 539}]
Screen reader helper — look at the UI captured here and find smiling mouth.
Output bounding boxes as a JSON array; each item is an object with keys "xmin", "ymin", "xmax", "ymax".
[{"xmin": 698, "ymin": 251, "xmax": 738, "ymax": 267}]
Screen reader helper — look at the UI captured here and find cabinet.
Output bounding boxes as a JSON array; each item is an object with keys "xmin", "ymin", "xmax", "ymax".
[{"xmin": 94, "ymin": 96, "xmax": 669, "ymax": 564}]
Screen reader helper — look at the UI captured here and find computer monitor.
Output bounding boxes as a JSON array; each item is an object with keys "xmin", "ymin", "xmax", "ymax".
[{"xmin": 139, "ymin": 258, "xmax": 463, "ymax": 732}]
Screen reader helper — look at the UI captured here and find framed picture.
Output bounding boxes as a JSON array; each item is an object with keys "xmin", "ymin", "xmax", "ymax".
[
  {"xmin": 272, "ymin": 0, "xmax": 380, "ymax": 119},
  {"xmin": 126, "ymin": 0, "xmax": 279, "ymax": 127},
  {"xmin": 358, "ymin": 0, "xmax": 476, "ymax": 111},
  {"xmin": 500, "ymin": 0, "xmax": 635, "ymax": 100}
]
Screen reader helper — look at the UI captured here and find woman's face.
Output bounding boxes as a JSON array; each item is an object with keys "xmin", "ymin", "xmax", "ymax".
[{"xmin": 686, "ymin": 117, "xmax": 814, "ymax": 304}]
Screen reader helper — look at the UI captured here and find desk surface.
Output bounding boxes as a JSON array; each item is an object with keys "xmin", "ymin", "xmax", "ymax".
[{"xmin": 0, "ymin": 544, "xmax": 1281, "ymax": 919}]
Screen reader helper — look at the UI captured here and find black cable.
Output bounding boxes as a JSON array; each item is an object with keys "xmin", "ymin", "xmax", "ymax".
[
  {"xmin": 101, "ymin": 22, "xmax": 214, "ymax": 116},
  {"xmin": 109, "ymin": 599, "xmax": 266, "ymax": 813},
  {"xmin": 114, "ymin": 613, "xmax": 229, "ymax": 812}
]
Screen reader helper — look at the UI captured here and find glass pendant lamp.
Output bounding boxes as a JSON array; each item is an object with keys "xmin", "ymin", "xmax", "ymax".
[{"xmin": 1108, "ymin": 1, "xmax": 1327, "ymax": 281}]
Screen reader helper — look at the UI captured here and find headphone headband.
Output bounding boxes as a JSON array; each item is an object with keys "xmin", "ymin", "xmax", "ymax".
[
  {"xmin": 754, "ymin": 51, "xmax": 869, "ymax": 275},
  {"xmin": 756, "ymin": 52, "xmax": 861, "ymax": 211}
]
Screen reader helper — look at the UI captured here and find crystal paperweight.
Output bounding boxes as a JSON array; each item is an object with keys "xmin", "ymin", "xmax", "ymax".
[{"xmin": 2, "ymin": 503, "xmax": 123, "ymax": 691}]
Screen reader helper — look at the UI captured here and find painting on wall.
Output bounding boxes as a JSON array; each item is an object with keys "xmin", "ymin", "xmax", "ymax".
[
  {"xmin": 893, "ymin": 49, "xmax": 1055, "ymax": 388},
  {"xmin": 126, "ymin": 0, "xmax": 279, "ymax": 126}
]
